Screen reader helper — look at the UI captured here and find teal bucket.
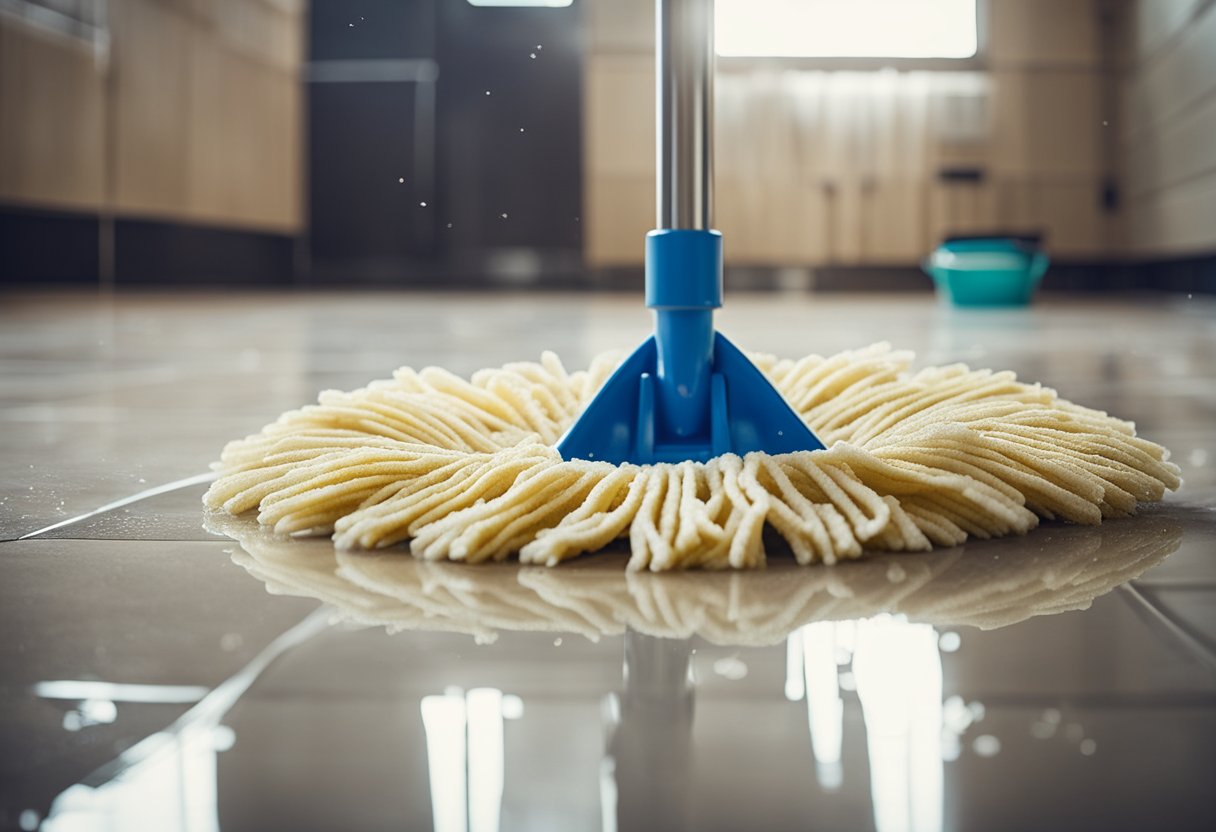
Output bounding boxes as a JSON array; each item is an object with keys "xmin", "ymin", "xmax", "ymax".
[{"xmin": 923, "ymin": 237, "xmax": 1049, "ymax": 307}]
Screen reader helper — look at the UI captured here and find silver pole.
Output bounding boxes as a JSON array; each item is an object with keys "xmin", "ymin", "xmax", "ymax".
[{"xmin": 657, "ymin": 0, "xmax": 714, "ymax": 230}]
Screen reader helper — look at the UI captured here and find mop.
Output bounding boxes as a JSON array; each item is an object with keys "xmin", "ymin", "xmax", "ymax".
[{"xmin": 205, "ymin": 0, "xmax": 1180, "ymax": 571}]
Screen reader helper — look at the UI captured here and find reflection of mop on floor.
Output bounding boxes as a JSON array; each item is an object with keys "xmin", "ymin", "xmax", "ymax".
[{"xmin": 211, "ymin": 513, "xmax": 1183, "ymax": 645}]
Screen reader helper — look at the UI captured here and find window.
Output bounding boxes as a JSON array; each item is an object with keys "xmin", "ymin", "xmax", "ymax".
[
  {"xmin": 467, "ymin": 1, "xmax": 573, "ymax": 7},
  {"xmin": 715, "ymin": 0, "xmax": 978, "ymax": 59}
]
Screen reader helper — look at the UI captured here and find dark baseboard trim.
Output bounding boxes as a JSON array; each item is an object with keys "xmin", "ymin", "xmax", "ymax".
[
  {"xmin": 0, "ymin": 205, "xmax": 297, "ymax": 288},
  {"xmin": 116, "ymin": 219, "xmax": 296, "ymax": 287},
  {"xmin": 3, "ymin": 204, "xmax": 1214, "ymax": 294},
  {"xmin": 0, "ymin": 205, "xmax": 100, "ymax": 285}
]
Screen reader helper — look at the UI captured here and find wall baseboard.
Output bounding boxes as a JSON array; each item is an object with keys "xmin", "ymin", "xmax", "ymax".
[
  {"xmin": 3, "ymin": 205, "xmax": 1214, "ymax": 294},
  {"xmin": 0, "ymin": 206, "xmax": 100, "ymax": 285},
  {"xmin": 0, "ymin": 206, "xmax": 297, "ymax": 288}
]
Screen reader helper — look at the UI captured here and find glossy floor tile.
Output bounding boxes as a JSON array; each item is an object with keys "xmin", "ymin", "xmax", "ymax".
[{"xmin": 1, "ymin": 290, "xmax": 1215, "ymax": 832}]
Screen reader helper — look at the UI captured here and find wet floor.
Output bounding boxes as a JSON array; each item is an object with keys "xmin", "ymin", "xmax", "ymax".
[{"xmin": 1, "ymin": 290, "xmax": 1214, "ymax": 831}]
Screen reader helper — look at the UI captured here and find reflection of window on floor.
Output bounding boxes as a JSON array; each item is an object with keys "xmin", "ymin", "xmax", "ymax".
[
  {"xmin": 787, "ymin": 616, "xmax": 947, "ymax": 832},
  {"xmin": 421, "ymin": 687, "xmax": 525, "ymax": 832},
  {"xmin": 716, "ymin": 0, "xmax": 978, "ymax": 59},
  {"xmin": 795, "ymin": 621, "xmax": 846, "ymax": 790},
  {"xmin": 32, "ymin": 679, "xmax": 226, "ymax": 832},
  {"xmin": 0, "ymin": 0, "xmax": 108, "ymax": 47}
]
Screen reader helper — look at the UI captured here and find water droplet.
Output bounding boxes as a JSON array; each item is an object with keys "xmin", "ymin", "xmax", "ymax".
[
  {"xmin": 419, "ymin": 201, "xmax": 427, "ymax": 207},
  {"xmin": 446, "ymin": 223, "xmax": 453, "ymax": 229},
  {"xmin": 553, "ymin": 637, "xmax": 563, "ymax": 647},
  {"xmin": 485, "ymin": 90, "xmax": 492, "ymax": 96},
  {"xmin": 1080, "ymin": 738, "xmax": 1097, "ymax": 756},
  {"xmin": 348, "ymin": 22, "xmax": 354, "ymax": 28},
  {"xmin": 519, "ymin": 127, "xmax": 525, "ymax": 133},
  {"xmin": 1102, "ymin": 120, "xmax": 1109, "ymax": 126},
  {"xmin": 938, "ymin": 631, "xmax": 961, "ymax": 652},
  {"xmin": 536, "ymin": 44, "xmax": 542, "ymax": 50},
  {"xmin": 530, "ymin": 52, "xmax": 537, "ymax": 59},
  {"xmin": 501, "ymin": 212, "xmax": 508, "ymax": 219},
  {"xmin": 886, "ymin": 562, "xmax": 906, "ymax": 583},
  {"xmin": 18, "ymin": 810, "xmax": 40, "ymax": 831},
  {"xmin": 972, "ymin": 735, "xmax": 1001, "ymax": 757},
  {"xmin": 713, "ymin": 656, "xmax": 749, "ymax": 680},
  {"xmin": 398, "ymin": 177, "xmax": 404, "ymax": 183}
]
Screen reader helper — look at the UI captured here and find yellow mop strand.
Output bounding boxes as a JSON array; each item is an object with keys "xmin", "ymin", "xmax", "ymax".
[{"xmin": 204, "ymin": 344, "xmax": 1180, "ymax": 571}]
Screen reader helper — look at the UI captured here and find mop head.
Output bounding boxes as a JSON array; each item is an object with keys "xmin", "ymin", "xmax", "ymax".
[{"xmin": 204, "ymin": 344, "xmax": 1181, "ymax": 571}]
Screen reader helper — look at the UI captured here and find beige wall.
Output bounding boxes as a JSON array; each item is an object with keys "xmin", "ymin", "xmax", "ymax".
[
  {"xmin": 0, "ymin": 0, "xmax": 304, "ymax": 233},
  {"xmin": 584, "ymin": 0, "xmax": 1116, "ymax": 267},
  {"xmin": 1117, "ymin": 0, "xmax": 1216, "ymax": 257}
]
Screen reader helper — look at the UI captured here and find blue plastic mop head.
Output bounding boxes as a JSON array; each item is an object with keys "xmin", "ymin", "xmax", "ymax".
[
  {"xmin": 556, "ymin": 230, "xmax": 825, "ymax": 465},
  {"xmin": 558, "ymin": 0, "xmax": 823, "ymax": 466}
]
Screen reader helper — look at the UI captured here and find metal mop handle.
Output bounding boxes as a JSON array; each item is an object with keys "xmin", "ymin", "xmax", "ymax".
[
  {"xmin": 649, "ymin": 0, "xmax": 718, "ymax": 442},
  {"xmin": 657, "ymin": 0, "xmax": 714, "ymax": 231},
  {"xmin": 556, "ymin": 0, "xmax": 824, "ymax": 464}
]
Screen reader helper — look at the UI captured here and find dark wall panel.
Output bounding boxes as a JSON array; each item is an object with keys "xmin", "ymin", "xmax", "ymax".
[
  {"xmin": 308, "ymin": 81, "xmax": 430, "ymax": 269},
  {"xmin": 436, "ymin": 0, "xmax": 584, "ymax": 257},
  {"xmin": 306, "ymin": 0, "xmax": 584, "ymax": 284},
  {"xmin": 114, "ymin": 221, "xmax": 295, "ymax": 287}
]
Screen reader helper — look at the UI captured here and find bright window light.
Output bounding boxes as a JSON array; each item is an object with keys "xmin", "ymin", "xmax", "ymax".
[
  {"xmin": 716, "ymin": 0, "xmax": 977, "ymax": 59},
  {"xmin": 467, "ymin": 1, "xmax": 572, "ymax": 7}
]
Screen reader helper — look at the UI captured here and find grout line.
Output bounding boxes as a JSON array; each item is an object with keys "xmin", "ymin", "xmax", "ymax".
[
  {"xmin": 15, "ymin": 472, "xmax": 218, "ymax": 541},
  {"xmin": 1118, "ymin": 583, "xmax": 1216, "ymax": 668},
  {"xmin": 13, "ymin": 537, "xmax": 226, "ymax": 544},
  {"xmin": 71, "ymin": 608, "xmax": 332, "ymax": 792}
]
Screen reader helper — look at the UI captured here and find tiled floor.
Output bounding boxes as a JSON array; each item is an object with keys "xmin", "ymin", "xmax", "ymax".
[{"xmin": 1, "ymin": 290, "xmax": 1214, "ymax": 832}]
